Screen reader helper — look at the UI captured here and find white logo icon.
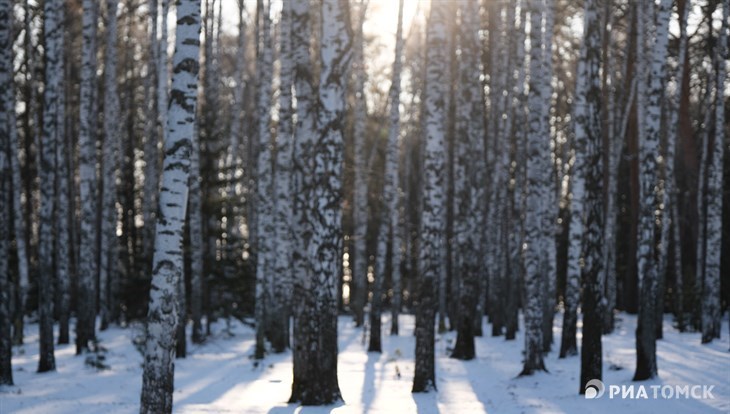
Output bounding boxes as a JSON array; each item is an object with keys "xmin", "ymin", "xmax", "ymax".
[{"xmin": 585, "ymin": 379, "xmax": 605, "ymax": 399}]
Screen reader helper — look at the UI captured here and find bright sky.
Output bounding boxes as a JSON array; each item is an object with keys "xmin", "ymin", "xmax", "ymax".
[{"xmin": 219, "ymin": 2, "xmax": 422, "ymax": 64}]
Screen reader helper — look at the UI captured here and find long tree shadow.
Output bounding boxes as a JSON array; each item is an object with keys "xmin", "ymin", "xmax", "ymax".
[
  {"xmin": 361, "ymin": 352, "xmax": 379, "ymax": 413},
  {"xmin": 174, "ymin": 327, "xmax": 293, "ymax": 408},
  {"xmin": 411, "ymin": 389, "xmax": 440, "ymax": 414}
]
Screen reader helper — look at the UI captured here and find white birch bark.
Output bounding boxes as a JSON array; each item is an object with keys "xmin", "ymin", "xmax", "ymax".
[
  {"xmin": 271, "ymin": 0, "xmax": 294, "ymax": 353},
  {"xmin": 388, "ymin": 0, "xmax": 405, "ymax": 337},
  {"xmin": 289, "ymin": 0, "xmax": 319, "ymax": 403},
  {"xmin": 288, "ymin": 0, "xmax": 351, "ymax": 404},
  {"xmin": 254, "ymin": 0, "xmax": 274, "ymax": 359},
  {"xmin": 38, "ymin": 0, "xmax": 64, "ymax": 373},
  {"xmin": 521, "ymin": 0, "xmax": 548, "ymax": 375},
  {"xmin": 413, "ymin": 0, "xmax": 448, "ymax": 392},
  {"xmin": 701, "ymin": 0, "xmax": 727, "ymax": 344},
  {"xmin": 634, "ymin": 0, "xmax": 671, "ymax": 381},
  {"xmin": 77, "ymin": 0, "xmax": 100, "ymax": 354},
  {"xmin": 139, "ymin": 1, "xmax": 201, "ymax": 412},
  {"xmin": 540, "ymin": 0, "xmax": 557, "ymax": 352}
]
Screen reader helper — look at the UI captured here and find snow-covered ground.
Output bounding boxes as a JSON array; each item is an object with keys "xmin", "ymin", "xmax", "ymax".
[{"xmin": 1, "ymin": 312, "xmax": 728, "ymax": 414}]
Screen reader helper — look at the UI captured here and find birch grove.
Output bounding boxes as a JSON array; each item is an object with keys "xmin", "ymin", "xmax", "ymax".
[{"xmin": 0, "ymin": 0, "xmax": 727, "ymax": 411}]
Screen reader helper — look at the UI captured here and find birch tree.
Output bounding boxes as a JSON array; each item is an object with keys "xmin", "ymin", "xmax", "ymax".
[
  {"xmin": 77, "ymin": 0, "xmax": 100, "ymax": 354},
  {"xmin": 0, "ymin": 0, "xmax": 13, "ymax": 386},
  {"xmin": 701, "ymin": 0, "xmax": 727, "ymax": 344},
  {"xmin": 254, "ymin": 0, "xmax": 274, "ymax": 359},
  {"xmin": 189, "ymin": 120, "xmax": 204, "ymax": 345},
  {"xmin": 100, "ymin": 0, "xmax": 121, "ymax": 331},
  {"xmin": 575, "ymin": 0, "xmax": 604, "ymax": 393},
  {"xmin": 37, "ymin": 0, "xmax": 64, "ymax": 373},
  {"xmin": 634, "ymin": 0, "xmax": 671, "ymax": 381},
  {"xmin": 143, "ymin": 0, "xmax": 159, "ymax": 270},
  {"xmin": 540, "ymin": 0, "xmax": 557, "ymax": 353},
  {"xmin": 139, "ymin": 1, "xmax": 201, "ymax": 411},
  {"xmin": 55, "ymin": 63, "xmax": 71, "ymax": 346},
  {"xmin": 289, "ymin": 0, "xmax": 319, "ymax": 403},
  {"xmin": 289, "ymin": 0, "xmax": 350, "ymax": 404},
  {"xmin": 306, "ymin": 0, "xmax": 350, "ymax": 400},
  {"xmin": 506, "ymin": 2, "xmax": 528, "ymax": 341},
  {"xmin": 350, "ymin": 0, "xmax": 368, "ymax": 328},
  {"xmin": 7, "ymin": 0, "xmax": 30, "ymax": 347},
  {"xmin": 388, "ymin": 0, "xmax": 404, "ymax": 337},
  {"xmin": 521, "ymin": 0, "xmax": 549, "ymax": 375},
  {"xmin": 450, "ymin": 0, "xmax": 484, "ymax": 361},
  {"xmin": 271, "ymin": 0, "xmax": 294, "ymax": 353},
  {"xmin": 370, "ymin": 0, "xmax": 404, "ymax": 351},
  {"xmin": 666, "ymin": 0, "xmax": 690, "ymax": 333},
  {"xmin": 413, "ymin": 0, "xmax": 448, "ymax": 392}
]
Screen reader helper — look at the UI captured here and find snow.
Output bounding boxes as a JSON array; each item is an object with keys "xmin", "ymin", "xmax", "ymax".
[{"xmin": 2, "ymin": 312, "xmax": 728, "ymax": 413}]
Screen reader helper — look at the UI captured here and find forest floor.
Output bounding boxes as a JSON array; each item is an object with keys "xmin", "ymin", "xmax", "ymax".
[{"xmin": 1, "ymin": 311, "xmax": 728, "ymax": 414}]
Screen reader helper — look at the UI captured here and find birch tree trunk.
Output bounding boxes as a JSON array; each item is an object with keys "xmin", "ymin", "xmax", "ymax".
[
  {"xmin": 55, "ymin": 74, "xmax": 71, "ymax": 346},
  {"xmin": 506, "ymin": 1, "xmax": 528, "ymax": 341},
  {"xmin": 270, "ymin": 0, "xmax": 294, "ymax": 353},
  {"xmin": 413, "ymin": 0, "xmax": 448, "ymax": 392},
  {"xmin": 486, "ymin": 1, "xmax": 508, "ymax": 338},
  {"xmin": 254, "ymin": 0, "xmax": 274, "ymax": 360},
  {"xmin": 350, "ymin": 0, "xmax": 368, "ymax": 329},
  {"xmin": 143, "ymin": 0, "xmax": 160, "ymax": 274},
  {"xmin": 100, "ymin": 0, "xmax": 121, "ymax": 332},
  {"xmin": 666, "ymin": 0, "xmax": 690, "ymax": 333},
  {"xmin": 139, "ymin": 1, "xmax": 201, "ymax": 412},
  {"xmin": 371, "ymin": 0, "xmax": 405, "ymax": 351},
  {"xmin": 694, "ymin": 66, "xmax": 713, "ymax": 332},
  {"xmin": 521, "ymin": 0, "xmax": 548, "ymax": 375},
  {"xmin": 158, "ymin": 0, "xmax": 169, "ymax": 141},
  {"xmin": 701, "ymin": 0, "xmax": 727, "ymax": 344},
  {"xmin": 389, "ymin": 0, "xmax": 405, "ymax": 337},
  {"xmin": 289, "ymin": 0, "xmax": 351, "ymax": 404},
  {"xmin": 634, "ymin": 0, "xmax": 671, "ymax": 381},
  {"xmin": 189, "ymin": 122, "xmax": 204, "ymax": 345},
  {"xmin": 561, "ymin": 0, "xmax": 586, "ymax": 357},
  {"xmin": 450, "ymin": 0, "xmax": 484, "ymax": 361},
  {"xmin": 0, "ymin": 0, "xmax": 14, "ymax": 385},
  {"xmin": 601, "ymin": 2, "xmax": 629, "ymax": 334},
  {"xmin": 77, "ymin": 0, "xmax": 100, "ymax": 354},
  {"xmin": 6, "ymin": 0, "xmax": 29, "ymax": 347},
  {"xmin": 575, "ymin": 0, "xmax": 604, "ymax": 393},
  {"xmin": 37, "ymin": 0, "xmax": 64, "ymax": 373},
  {"xmin": 540, "ymin": 0, "xmax": 557, "ymax": 353},
  {"xmin": 289, "ymin": 0, "xmax": 319, "ymax": 403}
]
